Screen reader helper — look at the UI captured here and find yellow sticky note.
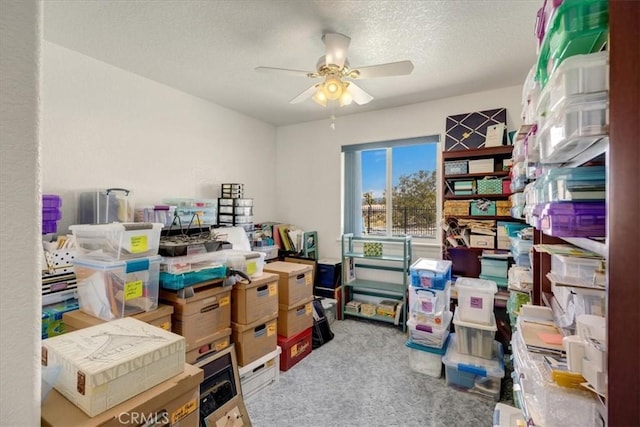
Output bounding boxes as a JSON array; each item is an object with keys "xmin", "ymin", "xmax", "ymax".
[
  {"xmin": 306, "ymin": 303, "xmax": 312, "ymax": 315},
  {"xmin": 215, "ymin": 340, "xmax": 228, "ymax": 351},
  {"xmin": 124, "ymin": 280, "xmax": 143, "ymax": 300},
  {"xmin": 267, "ymin": 323, "xmax": 276, "ymax": 336},
  {"xmin": 291, "ymin": 345, "xmax": 298, "ymax": 357},
  {"xmin": 247, "ymin": 261, "xmax": 256, "ymax": 276},
  {"xmin": 159, "ymin": 322, "xmax": 171, "ymax": 331},
  {"xmin": 268, "ymin": 283, "xmax": 277, "ymax": 296},
  {"xmin": 219, "ymin": 296, "xmax": 230, "ymax": 306},
  {"xmin": 305, "ymin": 274, "xmax": 312, "ymax": 286},
  {"xmin": 130, "ymin": 235, "xmax": 148, "ymax": 253}
]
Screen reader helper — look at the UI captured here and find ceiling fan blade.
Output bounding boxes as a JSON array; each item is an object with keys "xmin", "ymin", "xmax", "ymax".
[
  {"xmin": 323, "ymin": 32, "xmax": 350, "ymax": 69},
  {"xmin": 255, "ymin": 66, "xmax": 312, "ymax": 77},
  {"xmin": 290, "ymin": 84, "xmax": 318, "ymax": 104},
  {"xmin": 346, "ymin": 82, "xmax": 374, "ymax": 105},
  {"xmin": 352, "ymin": 60, "xmax": 414, "ymax": 79}
]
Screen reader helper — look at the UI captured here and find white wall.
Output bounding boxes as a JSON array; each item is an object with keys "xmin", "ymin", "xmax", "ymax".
[
  {"xmin": 0, "ymin": 0, "xmax": 42, "ymax": 424},
  {"xmin": 276, "ymin": 85, "xmax": 523, "ymax": 260},
  {"xmin": 41, "ymin": 41, "xmax": 278, "ymax": 233}
]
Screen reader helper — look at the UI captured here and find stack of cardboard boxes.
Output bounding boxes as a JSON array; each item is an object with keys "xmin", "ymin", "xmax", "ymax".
[
  {"xmin": 264, "ymin": 261, "xmax": 314, "ymax": 372},
  {"xmin": 160, "ymin": 280, "xmax": 232, "ymax": 364}
]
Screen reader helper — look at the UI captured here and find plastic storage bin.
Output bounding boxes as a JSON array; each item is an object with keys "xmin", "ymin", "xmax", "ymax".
[
  {"xmin": 408, "ymin": 281, "xmax": 451, "ymax": 326},
  {"xmin": 551, "ymin": 253, "xmax": 602, "ymax": 284},
  {"xmin": 454, "ymin": 277, "xmax": 498, "ymax": 325},
  {"xmin": 76, "ymin": 188, "xmax": 134, "ymax": 225},
  {"xmin": 538, "ymin": 201, "xmax": 606, "ymax": 237},
  {"xmin": 409, "ymin": 258, "xmax": 452, "ymax": 290},
  {"xmin": 159, "ymin": 252, "xmax": 227, "ymax": 290},
  {"xmin": 453, "ymin": 310, "xmax": 497, "ymax": 359},
  {"xmin": 537, "ymin": 51, "xmax": 608, "ymax": 115},
  {"xmin": 73, "ymin": 255, "xmax": 161, "ymax": 321},
  {"xmin": 407, "ymin": 311, "xmax": 452, "ymax": 349},
  {"xmin": 536, "ymin": 0, "xmax": 609, "ymax": 88},
  {"xmin": 218, "ymin": 249, "xmax": 266, "ymax": 279},
  {"xmin": 70, "ymin": 222, "xmax": 163, "ymax": 261},
  {"xmin": 406, "ymin": 338, "xmax": 449, "ymax": 378},
  {"xmin": 480, "ymin": 258, "xmax": 509, "ymax": 278},
  {"xmin": 442, "ymin": 333, "xmax": 505, "ymax": 401},
  {"xmin": 537, "ymin": 91, "xmax": 608, "ymax": 164}
]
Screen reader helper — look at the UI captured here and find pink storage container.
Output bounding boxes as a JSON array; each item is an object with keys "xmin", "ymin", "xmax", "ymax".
[{"xmin": 535, "ymin": 0, "xmax": 564, "ymax": 49}]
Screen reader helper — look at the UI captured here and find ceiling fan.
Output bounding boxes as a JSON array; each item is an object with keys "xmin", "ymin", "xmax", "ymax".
[{"xmin": 255, "ymin": 32, "xmax": 414, "ymax": 108}]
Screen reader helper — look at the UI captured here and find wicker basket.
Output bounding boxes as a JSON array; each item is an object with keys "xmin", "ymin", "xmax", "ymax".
[
  {"xmin": 496, "ymin": 200, "xmax": 512, "ymax": 216},
  {"xmin": 444, "ymin": 201, "xmax": 470, "ymax": 216}
]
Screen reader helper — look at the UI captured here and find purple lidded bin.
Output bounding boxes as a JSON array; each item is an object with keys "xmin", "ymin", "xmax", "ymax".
[{"xmin": 539, "ymin": 201, "xmax": 606, "ymax": 237}]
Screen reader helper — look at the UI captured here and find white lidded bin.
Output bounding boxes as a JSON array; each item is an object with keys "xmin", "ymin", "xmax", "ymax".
[
  {"xmin": 407, "ymin": 311, "xmax": 452, "ymax": 349},
  {"xmin": 455, "ymin": 277, "xmax": 498, "ymax": 325},
  {"xmin": 70, "ymin": 222, "xmax": 163, "ymax": 261},
  {"xmin": 453, "ymin": 309, "xmax": 497, "ymax": 359},
  {"xmin": 73, "ymin": 255, "xmax": 161, "ymax": 321},
  {"xmin": 493, "ymin": 403, "xmax": 525, "ymax": 427},
  {"xmin": 406, "ymin": 338, "xmax": 448, "ymax": 378}
]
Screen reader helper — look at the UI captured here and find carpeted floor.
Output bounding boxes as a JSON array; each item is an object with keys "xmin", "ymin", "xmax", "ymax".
[{"xmin": 245, "ymin": 318, "xmax": 514, "ymax": 427}]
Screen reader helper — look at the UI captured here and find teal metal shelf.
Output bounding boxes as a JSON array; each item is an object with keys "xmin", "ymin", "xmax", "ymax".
[
  {"xmin": 345, "ymin": 279, "xmax": 405, "ymax": 295},
  {"xmin": 340, "ymin": 233, "xmax": 412, "ymax": 332}
]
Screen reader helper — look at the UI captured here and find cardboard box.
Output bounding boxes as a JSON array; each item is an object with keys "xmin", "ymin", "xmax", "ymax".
[
  {"xmin": 231, "ymin": 272, "xmax": 278, "ymax": 324},
  {"xmin": 277, "ymin": 296, "xmax": 314, "ymax": 338},
  {"xmin": 160, "ymin": 283, "xmax": 231, "ymax": 351},
  {"xmin": 264, "ymin": 261, "xmax": 313, "ymax": 306},
  {"xmin": 231, "ymin": 314, "xmax": 277, "ymax": 366},
  {"xmin": 185, "ymin": 327, "xmax": 231, "ymax": 364},
  {"xmin": 42, "ymin": 363, "xmax": 202, "ymax": 427},
  {"xmin": 63, "ymin": 304, "xmax": 173, "ymax": 333},
  {"xmin": 497, "ymin": 236, "xmax": 511, "ymax": 250},
  {"xmin": 468, "ymin": 158, "xmax": 494, "ymax": 174},
  {"xmin": 470, "ymin": 234, "xmax": 496, "ymax": 249},
  {"xmin": 277, "ymin": 328, "xmax": 312, "ymax": 372},
  {"xmin": 41, "ymin": 317, "xmax": 185, "ymax": 417},
  {"xmin": 283, "ymin": 256, "xmax": 317, "ymax": 286}
]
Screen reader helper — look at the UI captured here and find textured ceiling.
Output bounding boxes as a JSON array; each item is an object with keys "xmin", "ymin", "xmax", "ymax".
[{"xmin": 42, "ymin": 0, "xmax": 541, "ymax": 126}]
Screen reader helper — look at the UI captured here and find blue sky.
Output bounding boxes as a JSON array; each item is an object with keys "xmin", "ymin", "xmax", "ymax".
[{"xmin": 362, "ymin": 144, "xmax": 437, "ymax": 199}]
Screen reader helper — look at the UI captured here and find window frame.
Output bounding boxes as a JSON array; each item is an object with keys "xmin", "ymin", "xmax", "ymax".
[{"xmin": 341, "ymin": 135, "xmax": 440, "ymax": 240}]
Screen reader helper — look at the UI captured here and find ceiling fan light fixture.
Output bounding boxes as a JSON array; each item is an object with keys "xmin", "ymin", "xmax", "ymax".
[
  {"xmin": 339, "ymin": 85, "xmax": 353, "ymax": 107},
  {"xmin": 312, "ymin": 84, "xmax": 328, "ymax": 107},
  {"xmin": 323, "ymin": 75, "xmax": 343, "ymax": 100}
]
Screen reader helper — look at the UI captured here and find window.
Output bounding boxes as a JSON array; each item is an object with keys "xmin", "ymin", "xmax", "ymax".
[{"xmin": 342, "ymin": 136, "xmax": 439, "ymax": 238}]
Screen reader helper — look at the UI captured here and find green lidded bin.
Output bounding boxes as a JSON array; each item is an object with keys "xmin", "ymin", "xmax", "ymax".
[{"xmin": 536, "ymin": 0, "xmax": 609, "ymax": 88}]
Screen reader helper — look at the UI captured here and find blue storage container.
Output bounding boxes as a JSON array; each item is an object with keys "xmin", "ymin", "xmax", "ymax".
[
  {"xmin": 442, "ymin": 333, "xmax": 505, "ymax": 401},
  {"xmin": 317, "ymin": 258, "xmax": 342, "ymax": 288},
  {"xmin": 409, "ymin": 258, "xmax": 452, "ymax": 290}
]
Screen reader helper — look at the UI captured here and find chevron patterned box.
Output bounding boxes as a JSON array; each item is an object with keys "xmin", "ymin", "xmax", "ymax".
[{"xmin": 41, "ymin": 317, "xmax": 185, "ymax": 417}]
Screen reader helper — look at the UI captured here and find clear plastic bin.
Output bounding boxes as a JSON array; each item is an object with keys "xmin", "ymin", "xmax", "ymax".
[
  {"xmin": 70, "ymin": 222, "xmax": 163, "ymax": 261},
  {"xmin": 407, "ymin": 311, "xmax": 452, "ymax": 349},
  {"xmin": 409, "ymin": 258, "xmax": 452, "ymax": 290},
  {"xmin": 551, "ymin": 254, "xmax": 603, "ymax": 283},
  {"xmin": 159, "ymin": 251, "xmax": 227, "ymax": 290},
  {"xmin": 406, "ymin": 338, "xmax": 448, "ymax": 378},
  {"xmin": 537, "ymin": 91, "xmax": 608, "ymax": 164},
  {"xmin": 537, "ymin": 51, "xmax": 608, "ymax": 115},
  {"xmin": 73, "ymin": 255, "xmax": 160, "ymax": 321},
  {"xmin": 442, "ymin": 333, "xmax": 504, "ymax": 401},
  {"xmin": 454, "ymin": 277, "xmax": 498, "ymax": 325},
  {"xmin": 218, "ymin": 198, "xmax": 253, "ymax": 207},
  {"xmin": 537, "ymin": 165, "xmax": 606, "ymax": 203},
  {"xmin": 219, "ymin": 206, "xmax": 253, "ymax": 215},
  {"xmin": 453, "ymin": 310, "xmax": 497, "ymax": 359}
]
